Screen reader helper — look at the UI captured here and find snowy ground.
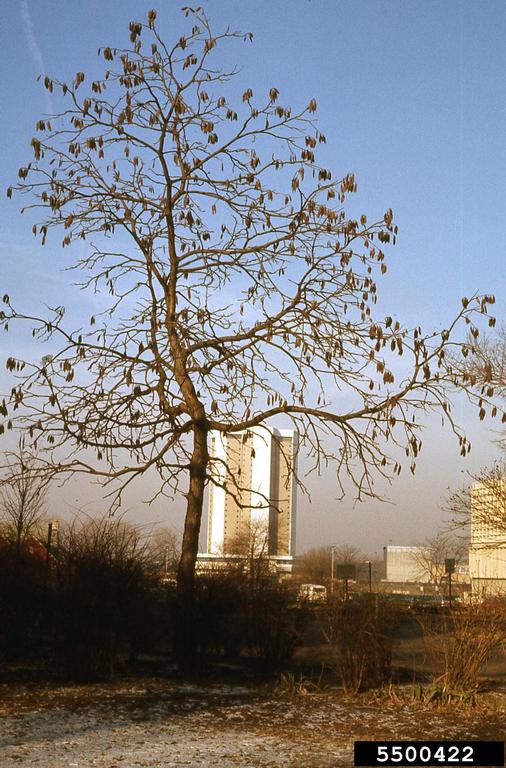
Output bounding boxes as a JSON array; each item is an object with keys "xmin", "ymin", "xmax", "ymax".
[{"xmin": 0, "ymin": 678, "xmax": 504, "ymax": 767}]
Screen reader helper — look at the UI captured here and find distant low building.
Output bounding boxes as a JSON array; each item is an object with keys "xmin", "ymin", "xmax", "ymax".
[
  {"xmin": 355, "ymin": 559, "xmax": 386, "ymax": 583},
  {"xmin": 195, "ymin": 552, "xmax": 294, "ymax": 576},
  {"xmin": 383, "ymin": 545, "xmax": 431, "ymax": 583}
]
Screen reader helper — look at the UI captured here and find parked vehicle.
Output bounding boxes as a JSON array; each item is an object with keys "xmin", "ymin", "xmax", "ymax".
[
  {"xmin": 297, "ymin": 584, "xmax": 328, "ymax": 604},
  {"xmin": 408, "ymin": 594, "xmax": 449, "ymax": 613}
]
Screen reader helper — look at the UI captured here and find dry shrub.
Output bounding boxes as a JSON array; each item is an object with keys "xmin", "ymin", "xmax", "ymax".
[
  {"xmin": 274, "ymin": 670, "xmax": 326, "ymax": 697},
  {"xmin": 194, "ymin": 572, "xmax": 246, "ymax": 658},
  {"xmin": 419, "ymin": 602, "xmax": 506, "ymax": 702},
  {"xmin": 245, "ymin": 582, "xmax": 303, "ymax": 670},
  {"xmin": 193, "ymin": 570, "xmax": 303, "ymax": 670},
  {"xmin": 56, "ymin": 515, "xmax": 156, "ymax": 680},
  {"xmin": 0, "ymin": 539, "xmax": 49, "ymax": 660},
  {"xmin": 319, "ymin": 595, "xmax": 400, "ymax": 693}
]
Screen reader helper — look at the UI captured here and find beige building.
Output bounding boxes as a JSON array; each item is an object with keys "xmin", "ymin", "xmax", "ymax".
[
  {"xmin": 205, "ymin": 426, "xmax": 297, "ymax": 561},
  {"xmin": 383, "ymin": 545, "xmax": 431, "ymax": 583},
  {"xmin": 469, "ymin": 481, "xmax": 506, "ymax": 595}
]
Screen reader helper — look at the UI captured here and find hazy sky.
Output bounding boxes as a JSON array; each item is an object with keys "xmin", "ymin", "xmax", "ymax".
[{"xmin": 1, "ymin": 0, "xmax": 506, "ymax": 554}]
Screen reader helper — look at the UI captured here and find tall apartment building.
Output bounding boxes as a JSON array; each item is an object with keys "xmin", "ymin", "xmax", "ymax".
[
  {"xmin": 469, "ymin": 480, "xmax": 506, "ymax": 595},
  {"xmin": 206, "ymin": 426, "xmax": 297, "ymax": 559}
]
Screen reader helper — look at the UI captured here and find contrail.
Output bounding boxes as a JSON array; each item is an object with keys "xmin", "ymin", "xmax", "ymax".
[{"xmin": 19, "ymin": 0, "xmax": 54, "ymax": 115}]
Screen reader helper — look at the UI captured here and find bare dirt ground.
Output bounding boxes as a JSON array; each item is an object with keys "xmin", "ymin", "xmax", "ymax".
[{"xmin": 1, "ymin": 678, "xmax": 504, "ymax": 768}]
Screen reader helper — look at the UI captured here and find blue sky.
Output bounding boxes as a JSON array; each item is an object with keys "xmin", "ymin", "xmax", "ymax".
[{"xmin": 1, "ymin": 0, "xmax": 506, "ymax": 552}]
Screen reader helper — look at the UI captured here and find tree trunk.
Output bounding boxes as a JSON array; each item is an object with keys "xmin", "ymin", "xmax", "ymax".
[{"xmin": 175, "ymin": 422, "xmax": 208, "ymax": 673}]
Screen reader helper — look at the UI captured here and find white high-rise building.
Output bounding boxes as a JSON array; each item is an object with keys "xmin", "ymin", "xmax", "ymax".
[{"xmin": 206, "ymin": 426, "xmax": 297, "ymax": 559}]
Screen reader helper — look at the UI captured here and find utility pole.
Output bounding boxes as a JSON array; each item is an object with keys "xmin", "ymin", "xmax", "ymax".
[
  {"xmin": 367, "ymin": 560, "xmax": 372, "ymax": 593},
  {"xmin": 445, "ymin": 558, "xmax": 455, "ymax": 609},
  {"xmin": 330, "ymin": 546, "xmax": 335, "ymax": 595},
  {"xmin": 45, "ymin": 521, "xmax": 53, "ymax": 580},
  {"xmin": 45, "ymin": 520, "xmax": 59, "ymax": 581}
]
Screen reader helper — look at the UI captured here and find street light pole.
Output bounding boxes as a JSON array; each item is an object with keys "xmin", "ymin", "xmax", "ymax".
[{"xmin": 445, "ymin": 558, "xmax": 455, "ymax": 610}]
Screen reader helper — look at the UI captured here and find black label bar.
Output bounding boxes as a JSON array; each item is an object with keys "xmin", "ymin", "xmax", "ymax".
[{"xmin": 354, "ymin": 741, "xmax": 504, "ymax": 767}]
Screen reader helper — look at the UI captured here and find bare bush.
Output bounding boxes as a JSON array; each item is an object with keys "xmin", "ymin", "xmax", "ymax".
[
  {"xmin": 245, "ymin": 582, "xmax": 303, "ymax": 670},
  {"xmin": 193, "ymin": 572, "xmax": 246, "ymax": 659},
  {"xmin": 319, "ymin": 595, "xmax": 401, "ymax": 693},
  {"xmin": 418, "ymin": 603, "xmax": 506, "ymax": 703},
  {"xmin": 56, "ymin": 515, "xmax": 157, "ymax": 680},
  {"xmin": 193, "ymin": 567, "xmax": 303, "ymax": 670}
]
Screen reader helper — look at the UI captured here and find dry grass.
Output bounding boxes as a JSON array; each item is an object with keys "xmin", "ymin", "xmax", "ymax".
[{"xmin": 0, "ymin": 677, "xmax": 504, "ymax": 767}]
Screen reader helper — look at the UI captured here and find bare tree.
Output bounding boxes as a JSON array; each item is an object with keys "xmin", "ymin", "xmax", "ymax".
[
  {"xmin": 226, "ymin": 517, "xmax": 272, "ymax": 589},
  {"xmin": 446, "ymin": 326, "xmax": 506, "ymax": 546},
  {"xmin": 454, "ymin": 326, "xmax": 506, "ymax": 397},
  {"xmin": 148, "ymin": 525, "xmax": 179, "ymax": 578},
  {"xmin": 412, "ymin": 531, "xmax": 468, "ymax": 588},
  {"xmin": 297, "ymin": 544, "xmax": 362, "ymax": 587},
  {"xmin": 0, "ymin": 9, "xmax": 497, "ymax": 660},
  {"xmin": 332, "ymin": 543, "xmax": 362, "ymax": 566},
  {"xmin": 448, "ymin": 463, "xmax": 506, "ymax": 547},
  {"xmin": 0, "ymin": 441, "xmax": 47, "ymax": 552},
  {"xmin": 296, "ymin": 546, "xmax": 332, "ymax": 585}
]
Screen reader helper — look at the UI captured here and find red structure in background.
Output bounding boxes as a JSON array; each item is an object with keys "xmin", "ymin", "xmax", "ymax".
[{"xmin": 0, "ymin": 535, "xmax": 57, "ymax": 579}]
